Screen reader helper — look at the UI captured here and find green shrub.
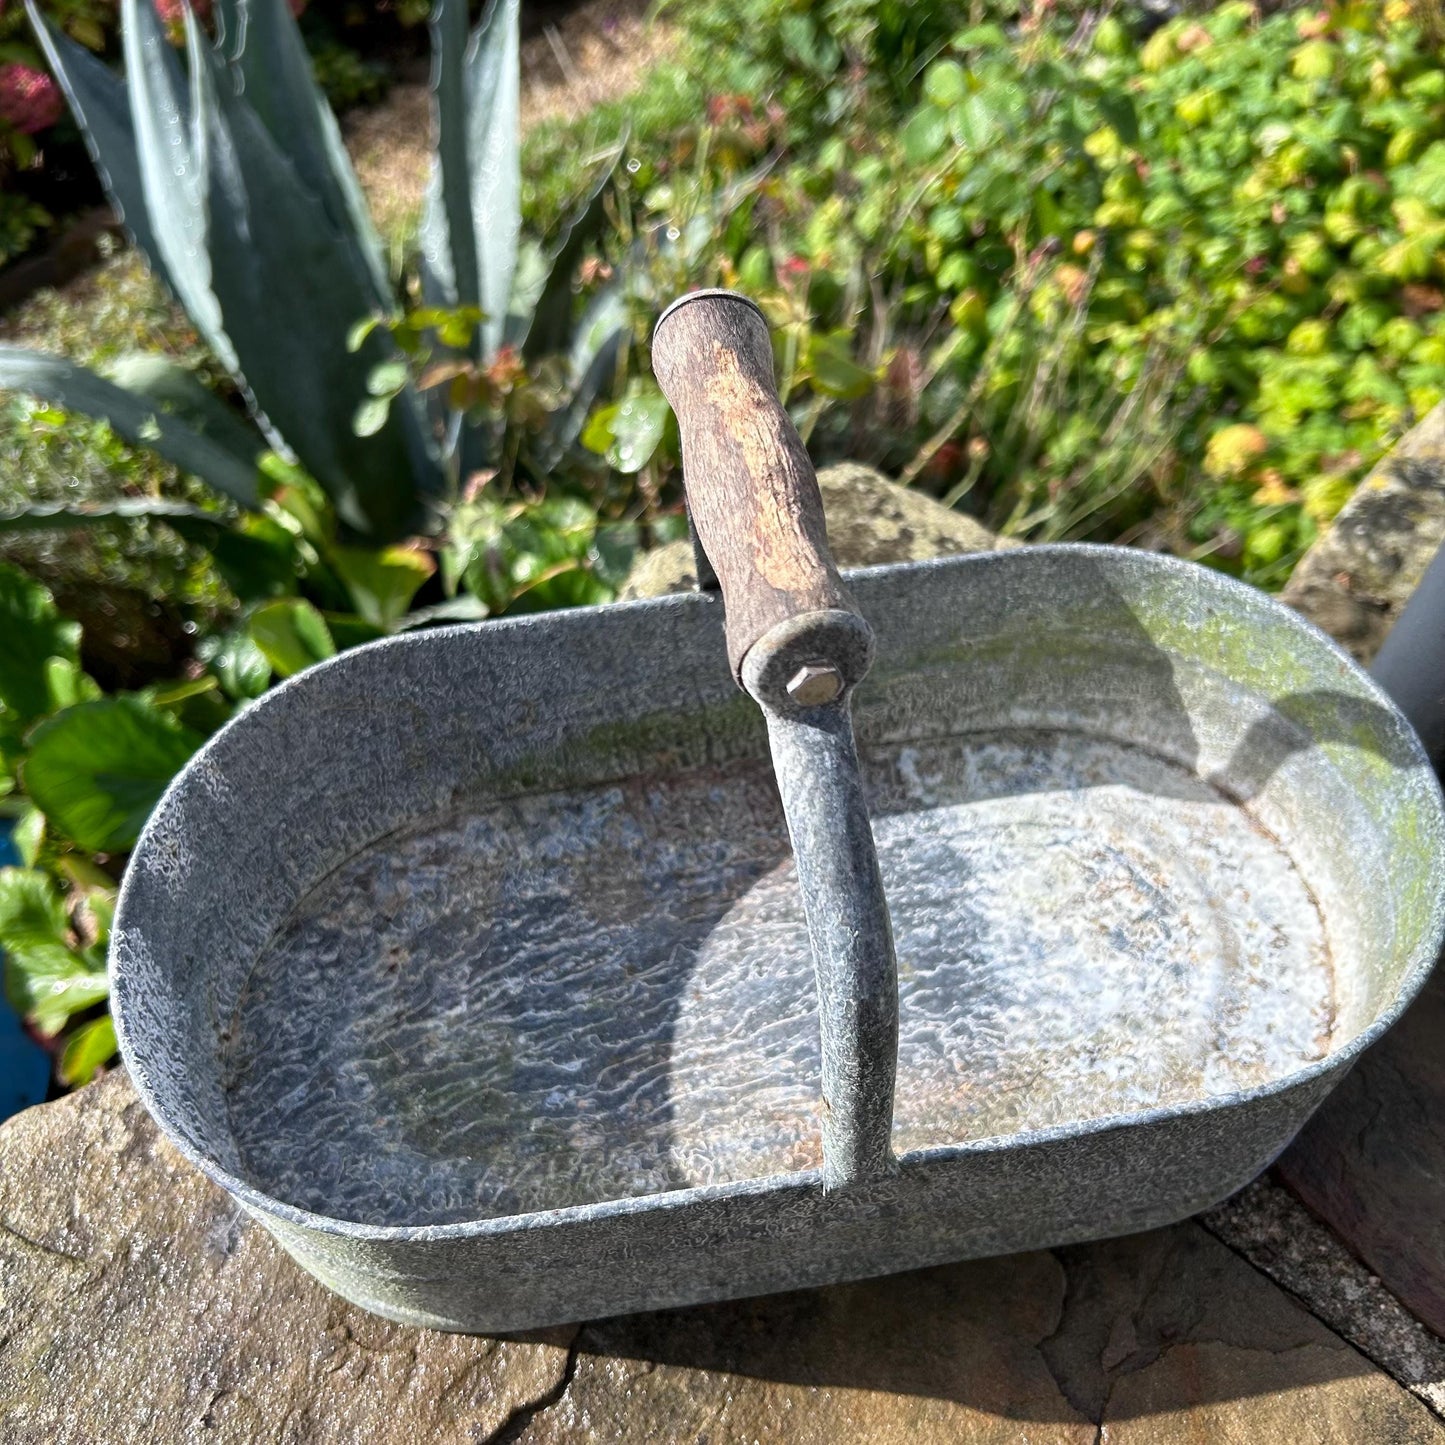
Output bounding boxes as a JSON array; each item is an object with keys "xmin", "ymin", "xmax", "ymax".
[{"xmin": 628, "ymin": 0, "xmax": 1445, "ymax": 588}]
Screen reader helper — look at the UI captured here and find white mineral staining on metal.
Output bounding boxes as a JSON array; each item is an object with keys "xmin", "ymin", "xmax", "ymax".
[{"xmin": 221, "ymin": 729, "xmax": 1331, "ymax": 1228}]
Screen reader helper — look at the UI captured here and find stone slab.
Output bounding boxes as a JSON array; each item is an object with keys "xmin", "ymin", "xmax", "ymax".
[
  {"xmin": 2, "ymin": 1071, "xmax": 1440, "ymax": 1443},
  {"xmin": 521, "ymin": 1225, "xmax": 1444, "ymax": 1443},
  {"xmin": 1277, "ymin": 957, "xmax": 1445, "ymax": 1342}
]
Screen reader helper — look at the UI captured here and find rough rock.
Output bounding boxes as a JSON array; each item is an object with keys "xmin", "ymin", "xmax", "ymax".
[
  {"xmin": 0, "ymin": 1072, "xmax": 575, "ymax": 1445},
  {"xmin": 519, "ymin": 1225, "xmax": 1441, "ymax": 1445},
  {"xmin": 1276, "ymin": 953, "xmax": 1445, "ymax": 1343},
  {"xmin": 1282, "ymin": 402, "xmax": 1445, "ymax": 663},
  {"xmin": 619, "ymin": 461, "xmax": 1009, "ymax": 599},
  {"xmin": 2, "ymin": 1071, "xmax": 1438, "ymax": 1444}
]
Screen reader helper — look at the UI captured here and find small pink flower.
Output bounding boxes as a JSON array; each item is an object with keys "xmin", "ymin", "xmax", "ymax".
[
  {"xmin": 0, "ymin": 63, "xmax": 63, "ymax": 136},
  {"xmin": 155, "ymin": 0, "xmax": 213, "ymax": 24}
]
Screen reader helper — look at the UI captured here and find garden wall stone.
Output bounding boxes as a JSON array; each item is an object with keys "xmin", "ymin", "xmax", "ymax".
[
  {"xmin": 619, "ymin": 461, "xmax": 1011, "ymax": 599},
  {"xmin": 1282, "ymin": 401, "xmax": 1445, "ymax": 664}
]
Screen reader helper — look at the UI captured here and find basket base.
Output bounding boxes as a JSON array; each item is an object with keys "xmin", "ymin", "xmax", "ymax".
[{"xmin": 218, "ymin": 727, "xmax": 1333, "ymax": 1228}]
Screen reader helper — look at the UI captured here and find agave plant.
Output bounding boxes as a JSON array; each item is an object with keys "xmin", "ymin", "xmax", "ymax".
[{"xmin": 0, "ymin": 0, "xmax": 627, "ymax": 546}]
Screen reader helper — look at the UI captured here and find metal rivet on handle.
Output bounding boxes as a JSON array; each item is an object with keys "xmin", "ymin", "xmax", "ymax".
[{"xmin": 786, "ymin": 663, "xmax": 845, "ymax": 706}]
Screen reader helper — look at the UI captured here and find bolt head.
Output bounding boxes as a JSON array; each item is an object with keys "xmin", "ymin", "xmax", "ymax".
[{"xmin": 786, "ymin": 662, "xmax": 844, "ymax": 706}]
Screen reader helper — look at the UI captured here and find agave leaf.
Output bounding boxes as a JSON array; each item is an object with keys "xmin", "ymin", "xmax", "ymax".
[
  {"xmin": 419, "ymin": 0, "xmax": 481, "ymax": 328},
  {"xmin": 568, "ymin": 281, "xmax": 630, "ymax": 384},
  {"xmin": 519, "ymin": 140, "xmax": 625, "ymax": 363},
  {"xmin": 0, "ymin": 346, "xmax": 263, "ymax": 508},
  {"xmin": 0, "ymin": 499, "xmax": 221, "ymax": 534},
  {"xmin": 419, "ymin": 0, "xmax": 520, "ymax": 360},
  {"xmin": 211, "ymin": 0, "xmax": 391, "ymax": 313},
  {"xmin": 121, "ymin": 0, "xmax": 235, "ymax": 373},
  {"xmin": 25, "ymin": 2, "xmax": 176, "ymax": 295},
  {"xmin": 185, "ymin": 12, "xmax": 441, "ymax": 540},
  {"xmin": 537, "ymin": 324, "xmax": 625, "ymax": 473},
  {"xmin": 466, "ymin": 0, "xmax": 522, "ymax": 359},
  {"xmin": 101, "ymin": 351, "xmax": 269, "ymax": 466}
]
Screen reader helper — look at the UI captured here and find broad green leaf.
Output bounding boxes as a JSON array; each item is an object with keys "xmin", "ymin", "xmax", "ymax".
[
  {"xmin": 779, "ymin": 12, "xmax": 841, "ymax": 76},
  {"xmin": 43, "ymin": 658, "xmax": 100, "ymax": 713},
  {"xmin": 324, "ymin": 614, "xmax": 387, "ymax": 651},
  {"xmin": 366, "ymin": 360, "xmax": 410, "ymax": 397},
  {"xmin": 0, "ymin": 348, "xmax": 265, "ymax": 509},
  {"xmin": 13, "ymin": 807, "xmax": 44, "ymax": 867},
  {"xmin": 952, "ymin": 93, "xmax": 1002, "ymax": 151},
  {"xmin": 1097, "ymin": 90, "xmax": 1140, "ymax": 146},
  {"xmin": 23, "ymin": 698, "xmax": 204, "ymax": 853},
  {"xmin": 0, "ymin": 866, "xmax": 108, "ymax": 1036},
  {"xmin": 0, "ymin": 563, "xmax": 80, "ymax": 733},
  {"xmin": 457, "ymin": 495, "xmax": 596, "ymax": 612},
  {"xmin": 353, "ymin": 396, "xmax": 393, "ymax": 437},
  {"xmin": 59, "ymin": 1014, "xmax": 117, "ymax": 1086},
  {"xmin": 586, "ymin": 381, "xmax": 669, "ymax": 473},
  {"xmin": 805, "ymin": 332, "xmax": 877, "ymax": 400},
  {"xmin": 902, "ymin": 107, "xmax": 948, "ymax": 164},
  {"xmin": 395, "ymin": 594, "xmax": 490, "ymax": 629},
  {"xmin": 80, "ymin": 889, "xmax": 117, "ymax": 947},
  {"xmin": 924, "ymin": 60, "xmax": 968, "ymax": 107},
  {"xmin": 590, "ymin": 522, "xmax": 639, "ymax": 591},
  {"xmin": 25, "ymin": 3, "xmax": 177, "ymax": 296},
  {"xmin": 196, "ymin": 627, "xmax": 273, "ymax": 700},
  {"xmin": 331, "ymin": 546, "xmax": 436, "ymax": 629},
  {"xmin": 247, "ymin": 599, "xmax": 337, "ymax": 677}
]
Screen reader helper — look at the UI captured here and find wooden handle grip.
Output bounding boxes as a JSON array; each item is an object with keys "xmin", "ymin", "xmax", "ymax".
[{"xmin": 652, "ymin": 290, "xmax": 868, "ymax": 691}]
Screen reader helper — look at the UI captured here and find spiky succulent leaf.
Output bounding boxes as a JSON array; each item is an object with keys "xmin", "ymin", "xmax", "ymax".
[
  {"xmin": 519, "ymin": 142, "xmax": 624, "ymax": 363},
  {"xmin": 101, "ymin": 352, "xmax": 269, "ymax": 468},
  {"xmin": 185, "ymin": 9, "xmax": 441, "ymax": 540},
  {"xmin": 420, "ymin": 0, "xmax": 521, "ymax": 359},
  {"xmin": 419, "ymin": 0, "xmax": 480, "ymax": 329},
  {"xmin": 206, "ymin": 0, "xmax": 391, "ymax": 313},
  {"xmin": 0, "ymin": 346, "xmax": 263, "ymax": 508},
  {"xmin": 121, "ymin": 0, "xmax": 236, "ymax": 374},
  {"xmin": 25, "ymin": 2, "xmax": 176, "ymax": 296},
  {"xmin": 0, "ymin": 499, "xmax": 222, "ymax": 535},
  {"xmin": 466, "ymin": 0, "xmax": 522, "ymax": 359}
]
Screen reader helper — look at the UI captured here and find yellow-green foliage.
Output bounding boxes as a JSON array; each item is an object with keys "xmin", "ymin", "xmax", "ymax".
[{"xmin": 663, "ymin": 0, "xmax": 1445, "ymax": 587}]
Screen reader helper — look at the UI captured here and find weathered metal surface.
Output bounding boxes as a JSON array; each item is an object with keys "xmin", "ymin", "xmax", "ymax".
[{"xmin": 111, "ymin": 546, "xmax": 1445, "ymax": 1332}]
